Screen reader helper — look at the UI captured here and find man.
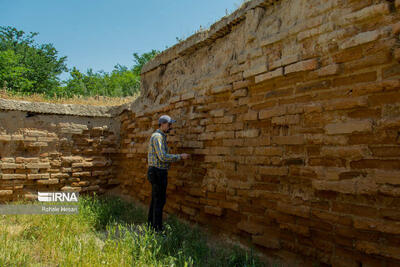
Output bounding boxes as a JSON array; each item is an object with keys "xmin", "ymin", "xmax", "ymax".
[{"xmin": 147, "ymin": 114, "xmax": 190, "ymax": 232}]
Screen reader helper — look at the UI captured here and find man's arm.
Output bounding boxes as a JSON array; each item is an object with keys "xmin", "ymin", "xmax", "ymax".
[{"xmin": 152, "ymin": 134, "xmax": 181, "ymax": 163}]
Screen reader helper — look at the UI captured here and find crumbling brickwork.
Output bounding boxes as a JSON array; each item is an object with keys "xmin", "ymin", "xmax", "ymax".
[
  {"xmin": 116, "ymin": 0, "xmax": 400, "ymax": 265},
  {"xmin": 0, "ymin": 101, "xmax": 121, "ymax": 201}
]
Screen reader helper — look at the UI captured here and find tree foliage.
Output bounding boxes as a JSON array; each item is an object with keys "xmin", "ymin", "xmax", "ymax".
[
  {"xmin": 0, "ymin": 26, "xmax": 159, "ymax": 98},
  {"xmin": 0, "ymin": 26, "xmax": 67, "ymax": 94}
]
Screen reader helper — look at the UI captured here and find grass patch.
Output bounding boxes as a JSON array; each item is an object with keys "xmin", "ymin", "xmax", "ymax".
[{"xmin": 0, "ymin": 193, "xmax": 267, "ymax": 266}]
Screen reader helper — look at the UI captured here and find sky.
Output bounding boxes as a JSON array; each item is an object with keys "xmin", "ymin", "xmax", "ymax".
[{"xmin": 1, "ymin": 0, "xmax": 242, "ymax": 81}]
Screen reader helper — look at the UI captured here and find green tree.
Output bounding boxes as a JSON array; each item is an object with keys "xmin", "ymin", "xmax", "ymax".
[{"xmin": 0, "ymin": 26, "xmax": 67, "ymax": 95}]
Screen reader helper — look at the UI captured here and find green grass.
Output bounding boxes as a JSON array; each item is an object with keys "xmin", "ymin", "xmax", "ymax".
[{"xmin": 0, "ymin": 193, "xmax": 267, "ymax": 266}]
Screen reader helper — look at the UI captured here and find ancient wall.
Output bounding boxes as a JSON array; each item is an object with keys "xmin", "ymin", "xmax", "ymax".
[
  {"xmin": 0, "ymin": 99, "xmax": 122, "ymax": 201},
  {"xmin": 116, "ymin": 0, "xmax": 400, "ymax": 265}
]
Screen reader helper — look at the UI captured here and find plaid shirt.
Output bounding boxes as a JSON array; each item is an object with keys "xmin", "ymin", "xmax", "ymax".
[{"xmin": 147, "ymin": 129, "xmax": 181, "ymax": 169}]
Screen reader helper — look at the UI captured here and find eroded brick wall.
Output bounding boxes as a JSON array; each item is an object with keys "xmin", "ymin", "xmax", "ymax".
[
  {"xmin": 0, "ymin": 107, "xmax": 120, "ymax": 201},
  {"xmin": 116, "ymin": 0, "xmax": 400, "ymax": 265}
]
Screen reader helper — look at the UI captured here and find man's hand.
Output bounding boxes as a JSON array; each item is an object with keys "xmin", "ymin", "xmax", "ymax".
[{"xmin": 180, "ymin": 153, "xmax": 190, "ymax": 160}]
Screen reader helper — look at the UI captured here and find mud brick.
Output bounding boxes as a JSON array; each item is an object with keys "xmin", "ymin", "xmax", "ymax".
[
  {"xmin": 237, "ymin": 220, "xmax": 264, "ymax": 235},
  {"xmin": 323, "ymin": 97, "xmax": 368, "ymax": 111},
  {"xmin": 254, "ymin": 146, "xmax": 283, "ymax": 156},
  {"xmin": 285, "ymin": 59, "xmax": 318, "ymax": 74},
  {"xmin": 235, "ymin": 129, "xmax": 260, "ymax": 138},
  {"xmin": 2, "ymin": 174, "xmax": 26, "ymax": 179},
  {"xmin": 259, "ymin": 106, "xmax": 286, "ymax": 119},
  {"xmin": 28, "ymin": 173, "xmax": 50, "ymax": 179},
  {"xmin": 0, "ymin": 190, "xmax": 13, "ymax": 196},
  {"xmin": 271, "ymin": 114, "xmax": 300, "ymax": 125},
  {"xmin": 181, "ymin": 206, "xmax": 197, "ymax": 216},
  {"xmin": 255, "ymin": 67, "xmax": 283, "ymax": 83},
  {"xmin": 252, "ymin": 234, "xmax": 280, "ymax": 249},
  {"xmin": 1, "ymin": 163, "xmax": 24, "ymax": 169},
  {"xmin": 26, "ymin": 162, "xmax": 51, "ymax": 169},
  {"xmin": 317, "ymin": 64, "xmax": 340, "ymax": 77},
  {"xmin": 259, "ymin": 166, "xmax": 288, "ymax": 176},
  {"xmin": 37, "ymin": 179, "xmax": 59, "ymax": 185},
  {"xmin": 341, "ymin": 3, "xmax": 390, "ymax": 25},
  {"xmin": 272, "ymin": 135, "xmax": 304, "ymax": 145},
  {"xmin": 204, "ymin": 206, "xmax": 223, "ymax": 216},
  {"xmin": 325, "ymin": 120, "xmax": 372, "ymax": 135},
  {"xmin": 219, "ymin": 200, "xmax": 239, "ymax": 211},
  {"xmin": 277, "ymin": 202, "xmax": 310, "ymax": 218}
]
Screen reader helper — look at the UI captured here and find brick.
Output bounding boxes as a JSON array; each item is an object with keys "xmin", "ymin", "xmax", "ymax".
[
  {"xmin": 51, "ymin": 173, "xmax": 69, "ymax": 179},
  {"xmin": 26, "ymin": 162, "xmax": 51, "ymax": 169},
  {"xmin": 1, "ymin": 163, "xmax": 24, "ymax": 169},
  {"xmin": 254, "ymin": 146, "xmax": 283, "ymax": 156},
  {"xmin": 325, "ymin": 120, "xmax": 372, "ymax": 135},
  {"xmin": 181, "ymin": 92, "xmax": 195, "ymax": 101},
  {"xmin": 323, "ymin": 97, "xmax": 368, "ymax": 111},
  {"xmin": 231, "ymin": 88, "xmax": 248, "ymax": 98},
  {"xmin": 277, "ymin": 202, "xmax": 310, "ymax": 218},
  {"xmin": 285, "ymin": 59, "xmax": 318, "ymax": 75},
  {"xmin": 350, "ymin": 159, "xmax": 400, "ymax": 170},
  {"xmin": 356, "ymin": 241, "xmax": 400, "ymax": 260},
  {"xmin": 259, "ymin": 166, "xmax": 288, "ymax": 176},
  {"xmin": 219, "ymin": 200, "xmax": 238, "ymax": 211},
  {"xmin": 210, "ymin": 109, "xmax": 224, "ymax": 117},
  {"xmin": 235, "ymin": 129, "xmax": 260, "ymax": 138},
  {"xmin": 254, "ymin": 68, "xmax": 283, "ymax": 83},
  {"xmin": 2, "ymin": 174, "xmax": 26, "ymax": 179},
  {"xmin": 371, "ymin": 146, "xmax": 400, "ymax": 157},
  {"xmin": 0, "ymin": 190, "xmax": 13, "ymax": 196},
  {"xmin": 312, "ymin": 178, "xmax": 377, "ymax": 195},
  {"xmin": 37, "ymin": 179, "xmax": 59, "ymax": 185},
  {"xmin": 279, "ymin": 223, "xmax": 310, "ymax": 236},
  {"xmin": 237, "ymin": 220, "xmax": 264, "ymax": 235},
  {"xmin": 270, "ymin": 55, "xmax": 298, "ymax": 69},
  {"xmin": 0, "ymin": 135, "xmax": 11, "ymax": 141},
  {"xmin": 28, "ymin": 173, "xmax": 50, "ymax": 179},
  {"xmin": 272, "ymin": 135, "xmax": 304, "ymax": 145},
  {"xmin": 241, "ymin": 110, "xmax": 258, "ymax": 121},
  {"xmin": 72, "ymin": 171, "xmax": 91, "ymax": 177},
  {"xmin": 204, "ymin": 206, "xmax": 223, "ymax": 216},
  {"xmin": 259, "ymin": 106, "xmax": 286, "ymax": 119},
  {"xmin": 61, "ymin": 186, "xmax": 81, "ymax": 192},
  {"xmin": 252, "ymin": 234, "xmax": 280, "ymax": 249},
  {"xmin": 234, "ymin": 147, "xmax": 254, "ymax": 155},
  {"xmin": 232, "ymin": 80, "xmax": 251, "ymax": 90},
  {"xmin": 354, "ymin": 218, "xmax": 400, "ymax": 234},
  {"xmin": 320, "ymin": 146, "xmax": 369, "ymax": 159},
  {"xmin": 342, "ymin": 3, "xmax": 390, "ymax": 25},
  {"xmin": 340, "ymin": 30, "xmax": 381, "ymax": 50},
  {"xmin": 271, "ymin": 114, "xmax": 300, "ymax": 125},
  {"xmin": 209, "ymin": 84, "xmax": 232, "ymax": 95},
  {"xmin": 243, "ymin": 62, "xmax": 268, "ymax": 78},
  {"xmin": 317, "ymin": 64, "xmax": 340, "ymax": 77}
]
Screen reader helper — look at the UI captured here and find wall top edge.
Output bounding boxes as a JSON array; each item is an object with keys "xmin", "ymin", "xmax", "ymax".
[
  {"xmin": 141, "ymin": 0, "xmax": 278, "ymax": 75},
  {"xmin": 0, "ymin": 98, "xmax": 128, "ymax": 118}
]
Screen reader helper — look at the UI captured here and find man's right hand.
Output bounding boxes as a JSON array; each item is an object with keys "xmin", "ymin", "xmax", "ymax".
[{"xmin": 180, "ymin": 153, "xmax": 190, "ymax": 160}]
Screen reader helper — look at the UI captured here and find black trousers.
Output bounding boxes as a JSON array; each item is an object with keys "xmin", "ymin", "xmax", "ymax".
[{"xmin": 147, "ymin": 166, "xmax": 168, "ymax": 232}]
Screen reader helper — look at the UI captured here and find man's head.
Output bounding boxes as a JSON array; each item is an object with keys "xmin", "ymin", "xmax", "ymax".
[{"xmin": 158, "ymin": 115, "xmax": 176, "ymax": 133}]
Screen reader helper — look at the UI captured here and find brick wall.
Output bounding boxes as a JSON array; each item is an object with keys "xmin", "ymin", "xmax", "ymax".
[
  {"xmin": 0, "ymin": 101, "xmax": 121, "ymax": 201},
  {"xmin": 116, "ymin": 0, "xmax": 400, "ymax": 265}
]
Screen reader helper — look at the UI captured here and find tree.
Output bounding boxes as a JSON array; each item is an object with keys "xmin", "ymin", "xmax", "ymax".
[{"xmin": 0, "ymin": 26, "xmax": 67, "ymax": 95}]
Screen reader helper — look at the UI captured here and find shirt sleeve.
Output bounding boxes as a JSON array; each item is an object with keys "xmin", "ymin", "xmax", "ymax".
[{"xmin": 152, "ymin": 134, "xmax": 181, "ymax": 163}]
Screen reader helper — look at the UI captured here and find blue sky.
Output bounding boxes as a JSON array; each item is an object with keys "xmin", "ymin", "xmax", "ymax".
[{"xmin": 1, "ymin": 0, "xmax": 242, "ymax": 80}]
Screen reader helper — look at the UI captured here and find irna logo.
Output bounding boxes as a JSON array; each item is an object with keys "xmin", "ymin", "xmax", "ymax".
[{"xmin": 38, "ymin": 192, "xmax": 79, "ymax": 202}]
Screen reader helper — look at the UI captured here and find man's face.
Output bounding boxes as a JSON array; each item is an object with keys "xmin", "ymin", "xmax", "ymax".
[{"xmin": 161, "ymin": 122, "xmax": 172, "ymax": 133}]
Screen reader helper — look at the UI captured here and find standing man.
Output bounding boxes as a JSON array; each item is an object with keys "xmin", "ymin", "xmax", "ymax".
[{"xmin": 147, "ymin": 114, "xmax": 190, "ymax": 232}]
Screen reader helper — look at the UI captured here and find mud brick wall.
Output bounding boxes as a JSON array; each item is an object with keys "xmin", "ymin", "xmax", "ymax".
[
  {"xmin": 116, "ymin": 0, "xmax": 400, "ymax": 265},
  {"xmin": 0, "ymin": 100, "xmax": 121, "ymax": 202}
]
